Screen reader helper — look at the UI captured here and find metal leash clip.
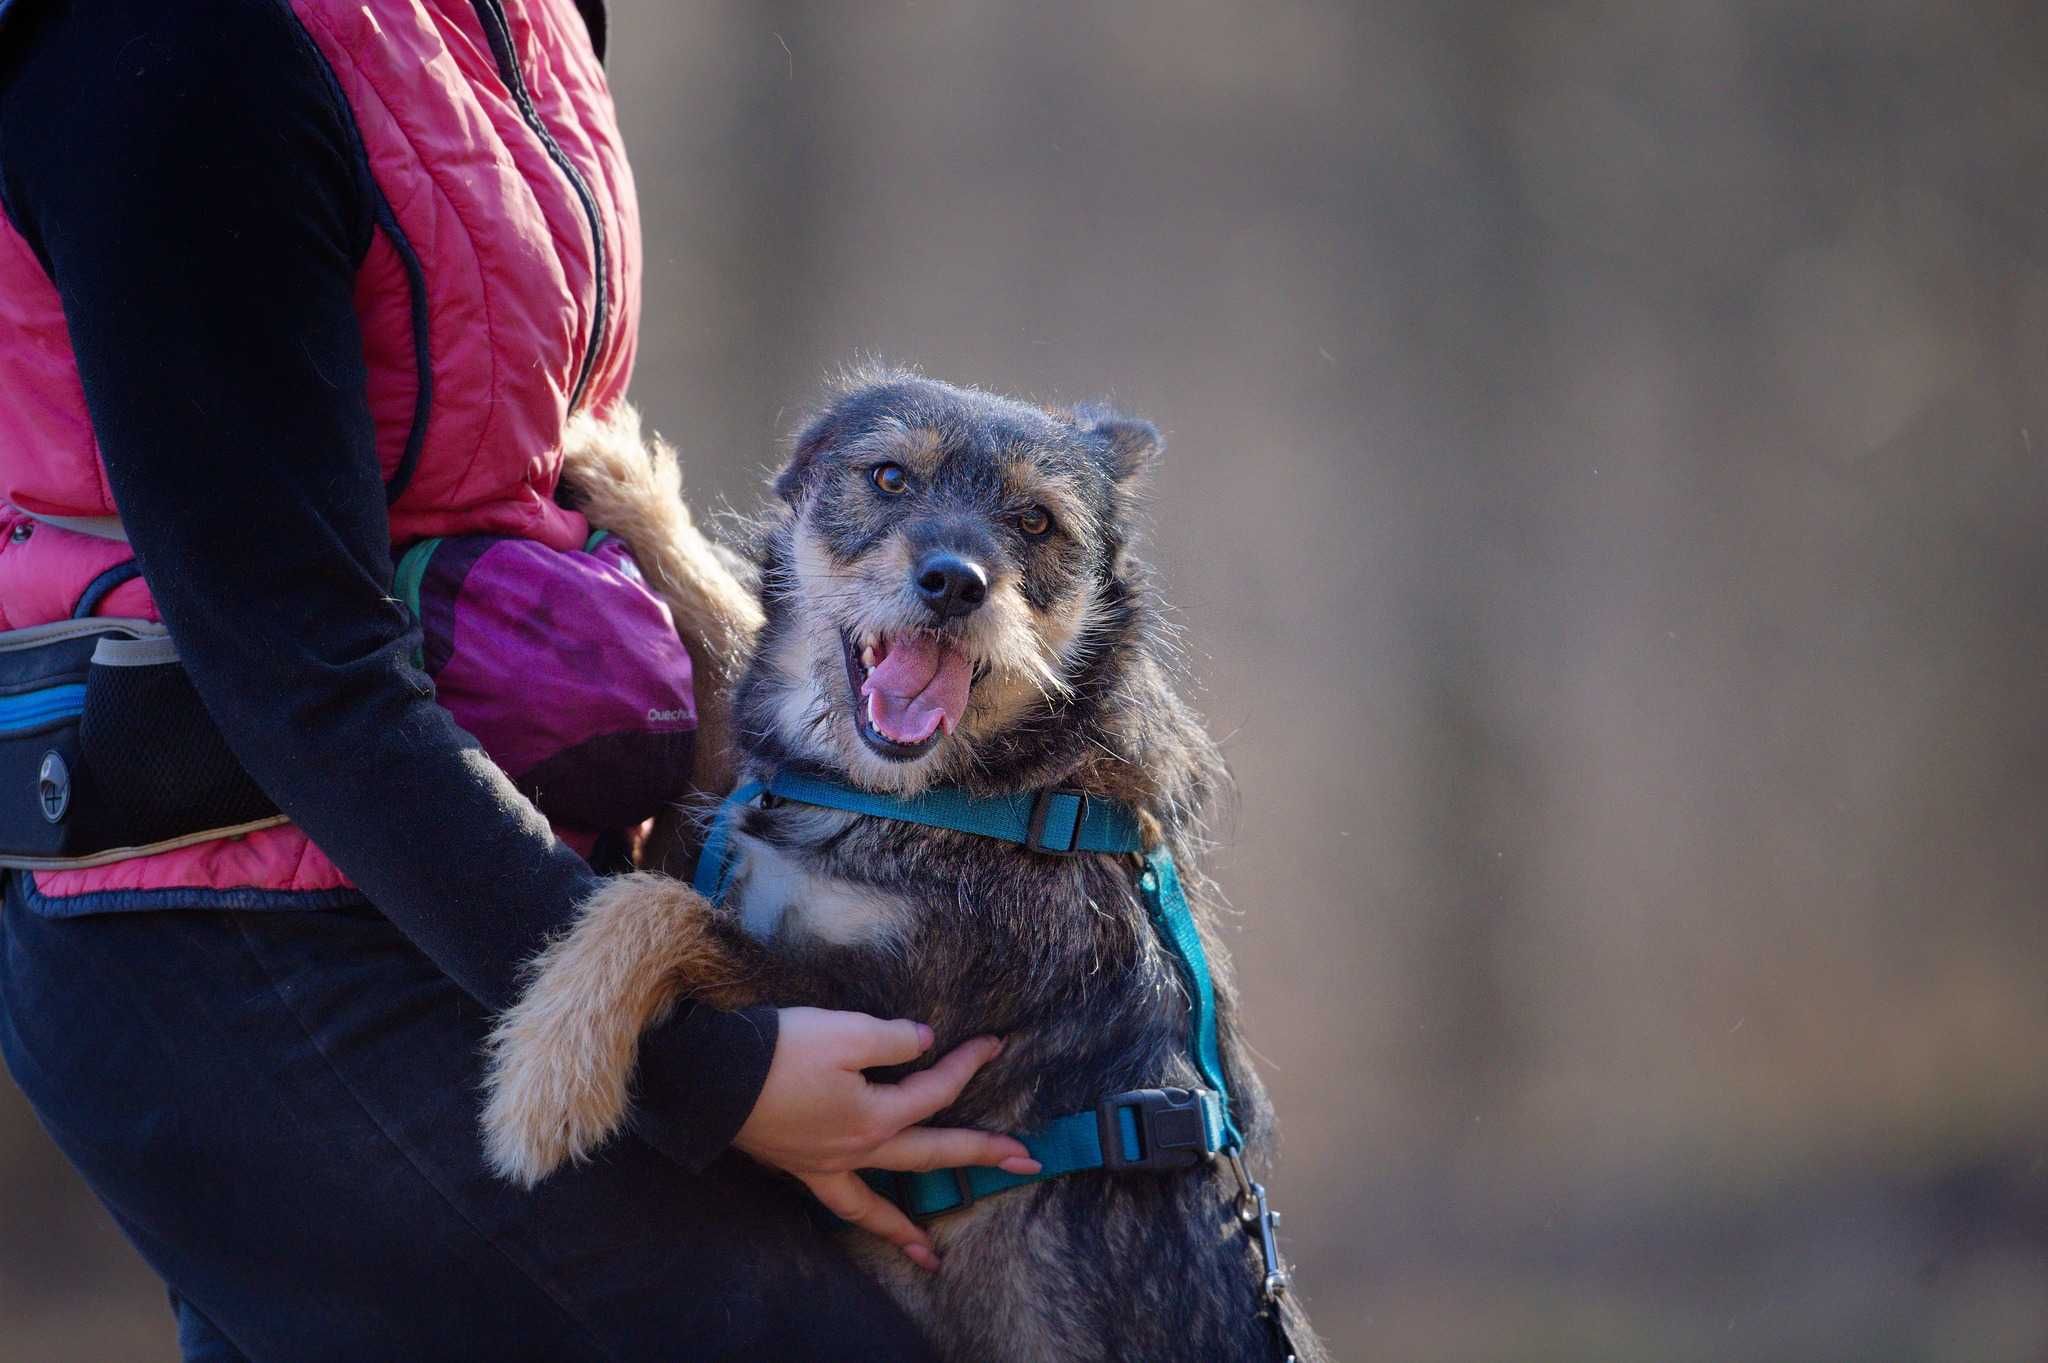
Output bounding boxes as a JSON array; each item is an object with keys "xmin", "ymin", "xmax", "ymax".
[{"xmin": 1226, "ymin": 1151, "xmax": 1298, "ymax": 1361}]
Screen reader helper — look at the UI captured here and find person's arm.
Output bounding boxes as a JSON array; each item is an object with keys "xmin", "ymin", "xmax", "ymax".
[{"xmin": 0, "ymin": 0, "xmax": 773, "ymax": 1170}]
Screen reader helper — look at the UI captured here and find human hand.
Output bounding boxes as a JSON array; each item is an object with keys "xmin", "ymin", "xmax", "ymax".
[{"xmin": 731, "ymin": 1006, "xmax": 1037, "ymax": 1271}]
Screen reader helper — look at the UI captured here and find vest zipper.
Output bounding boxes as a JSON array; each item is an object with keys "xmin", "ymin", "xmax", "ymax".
[{"xmin": 470, "ymin": 0, "xmax": 610, "ymax": 413}]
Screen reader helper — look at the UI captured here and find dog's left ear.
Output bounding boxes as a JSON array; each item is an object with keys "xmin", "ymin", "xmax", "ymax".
[{"xmin": 1078, "ymin": 407, "xmax": 1162, "ymax": 484}]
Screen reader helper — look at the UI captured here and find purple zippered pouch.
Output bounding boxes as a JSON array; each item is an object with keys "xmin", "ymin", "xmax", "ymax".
[{"xmin": 396, "ymin": 531, "xmax": 695, "ymax": 834}]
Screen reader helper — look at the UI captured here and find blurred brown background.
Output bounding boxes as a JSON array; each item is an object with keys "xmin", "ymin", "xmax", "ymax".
[{"xmin": 8, "ymin": 2, "xmax": 2048, "ymax": 1359}]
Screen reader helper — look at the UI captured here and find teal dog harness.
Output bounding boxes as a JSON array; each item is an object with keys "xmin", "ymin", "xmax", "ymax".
[
  {"xmin": 693, "ymin": 767, "xmax": 1298, "ymax": 1358},
  {"xmin": 694, "ymin": 769, "xmax": 1241, "ymax": 1217}
]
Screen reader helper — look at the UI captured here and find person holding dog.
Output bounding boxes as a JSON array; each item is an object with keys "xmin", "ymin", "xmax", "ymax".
[{"xmin": 0, "ymin": 2, "xmax": 1018, "ymax": 1358}]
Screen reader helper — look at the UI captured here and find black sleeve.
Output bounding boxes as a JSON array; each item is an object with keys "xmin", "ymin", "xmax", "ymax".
[{"xmin": 0, "ymin": 0, "xmax": 772, "ymax": 1171}]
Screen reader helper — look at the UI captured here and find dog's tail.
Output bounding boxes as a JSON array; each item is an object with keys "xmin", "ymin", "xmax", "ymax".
[
  {"xmin": 557, "ymin": 405, "xmax": 764, "ymax": 795},
  {"xmin": 480, "ymin": 873, "xmax": 762, "ymax": 1186}
]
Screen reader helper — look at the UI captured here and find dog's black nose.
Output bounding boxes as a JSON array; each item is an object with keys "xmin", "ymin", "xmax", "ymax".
[{"xmin": 913, "ymin": 552, "xmax": 989, "ymax": 620}]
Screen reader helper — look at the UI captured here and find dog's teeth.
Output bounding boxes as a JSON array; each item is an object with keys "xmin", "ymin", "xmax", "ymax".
[{"xmin": 860, "ymin": 644, "xmax": 877, "ymax": 670}]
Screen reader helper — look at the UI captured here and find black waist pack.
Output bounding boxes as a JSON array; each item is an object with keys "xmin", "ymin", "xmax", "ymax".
[{"xmin": 0, "ymin": 618, "xmax": 281, "ymax": 869}]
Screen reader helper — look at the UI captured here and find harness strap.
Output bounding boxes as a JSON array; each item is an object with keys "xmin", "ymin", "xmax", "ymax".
[
  {"xmin": 763, "ymin": 768, "xmax": 1143, "ymax": 856},
  {"xmin": 691, "ymin": 779, "xmax": 766, "ymax": 902},
  {"xmin": 866, "ymin": 1088, "xmax": 1229, "ymax": 1219},
  {"xmin": 1139, "ymin": 846, "xmax": 1242, "ymax": 1148}
]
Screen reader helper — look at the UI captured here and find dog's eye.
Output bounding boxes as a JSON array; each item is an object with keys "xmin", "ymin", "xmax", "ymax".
[
  {"xmin": 1017, "ymin": 505, "xmax": 1054, "ymax": 539},
  {"xmin": 872, "ymin": 464, "xmax": 909, "ymax": 496}
]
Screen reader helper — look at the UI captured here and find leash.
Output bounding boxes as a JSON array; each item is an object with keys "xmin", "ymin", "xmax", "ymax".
[{"xmin": 694, "ymin": 768, "xmax": 1299, "ymax": 1360}]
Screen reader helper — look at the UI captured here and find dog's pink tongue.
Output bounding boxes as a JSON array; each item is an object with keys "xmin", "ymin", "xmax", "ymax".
[{"xmin": 861, "ymin": 634, "xmax": 971, "ymax": 745}]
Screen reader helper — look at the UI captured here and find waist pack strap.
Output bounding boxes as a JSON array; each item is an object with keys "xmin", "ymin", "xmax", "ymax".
[
  {"xmin": 19, "ymin": 509, "xmax": 130, "ymax": 543},
  {"xmin": 0, "ymin": 816, "xmax": 293, "ymax": 872}
]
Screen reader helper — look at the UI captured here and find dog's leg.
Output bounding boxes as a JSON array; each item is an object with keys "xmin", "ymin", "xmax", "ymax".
[
  {"xmin": 481, "ymin": 872, "xmax": 765, "ymax": 1186},
  {"xmin": 556, "ymin": 407, "xmax": 764, "ymax": 795}
]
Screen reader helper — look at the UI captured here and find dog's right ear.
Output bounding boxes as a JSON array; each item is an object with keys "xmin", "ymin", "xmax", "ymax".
[{"xmin": 773, "ymin": 410, "xmax": 842, "ymax": 504}]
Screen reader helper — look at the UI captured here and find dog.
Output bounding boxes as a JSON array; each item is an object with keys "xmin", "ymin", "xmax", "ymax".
[{"xmin": 482, "ymin": 373, "xmax": 1325, "ymax": 1362}]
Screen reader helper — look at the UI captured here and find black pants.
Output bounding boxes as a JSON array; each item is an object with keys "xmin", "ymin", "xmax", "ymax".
[{"xmin": 0, "ymin": 877, "xmax": 936, "ymax": 1362}]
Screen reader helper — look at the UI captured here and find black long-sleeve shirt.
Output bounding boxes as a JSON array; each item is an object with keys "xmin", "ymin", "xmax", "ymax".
[{"xmin": 0, "ymin": 0, "xmax": 772, "ymax": 1170}]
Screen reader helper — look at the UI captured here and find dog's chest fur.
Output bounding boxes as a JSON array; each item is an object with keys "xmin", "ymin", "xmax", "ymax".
[{"xmin": 727, "ymin": 807, "xmax": 911, "ymax": 948}]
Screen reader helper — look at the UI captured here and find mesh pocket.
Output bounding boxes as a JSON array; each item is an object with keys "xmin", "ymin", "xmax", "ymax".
[{"xmin": 75, "ymin": 652, "xmax": 276, "ymax": 849}]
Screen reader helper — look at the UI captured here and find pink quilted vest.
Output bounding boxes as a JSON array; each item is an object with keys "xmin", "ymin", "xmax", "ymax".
[{"xmin": 0, "ymin": 0, "xmax": 640, "ymax": 904}]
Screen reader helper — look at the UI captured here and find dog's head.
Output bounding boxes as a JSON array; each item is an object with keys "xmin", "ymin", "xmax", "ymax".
[{"xmin": 739, "ymin": 373, "xmax": 1160, "ymax": 794}]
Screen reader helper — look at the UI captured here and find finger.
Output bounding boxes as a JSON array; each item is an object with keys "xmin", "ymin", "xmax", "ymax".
[
  {"xmin": 799, "ymin": 1171, "xmax": 939, "ymax": 1273},
  {"xmin": 867, "ymin": 1126, "xmax": 1041, "ymax": 1175},
  {"xmin": 871, "ymin": 1035, "xmax": 1003, "ymax": 1127},
  {"xmin": 842, "ymin": 1015, "xmax": 936, "ymax": 1069}
]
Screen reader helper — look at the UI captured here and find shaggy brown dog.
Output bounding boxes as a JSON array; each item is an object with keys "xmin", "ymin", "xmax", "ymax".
[{"xmin": 483, "ymin": 381, "xmax": 1320, "ymax": 1362}]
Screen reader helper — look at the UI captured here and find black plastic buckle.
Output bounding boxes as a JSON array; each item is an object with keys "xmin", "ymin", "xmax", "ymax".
[
  {"xmin": 1097, "ymin": 1087, "xmax": 1210, "ymax": 1172},
  {"xmin": 1026, "ymin": 788, "xmax": 1090, "ymax": 855}
]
